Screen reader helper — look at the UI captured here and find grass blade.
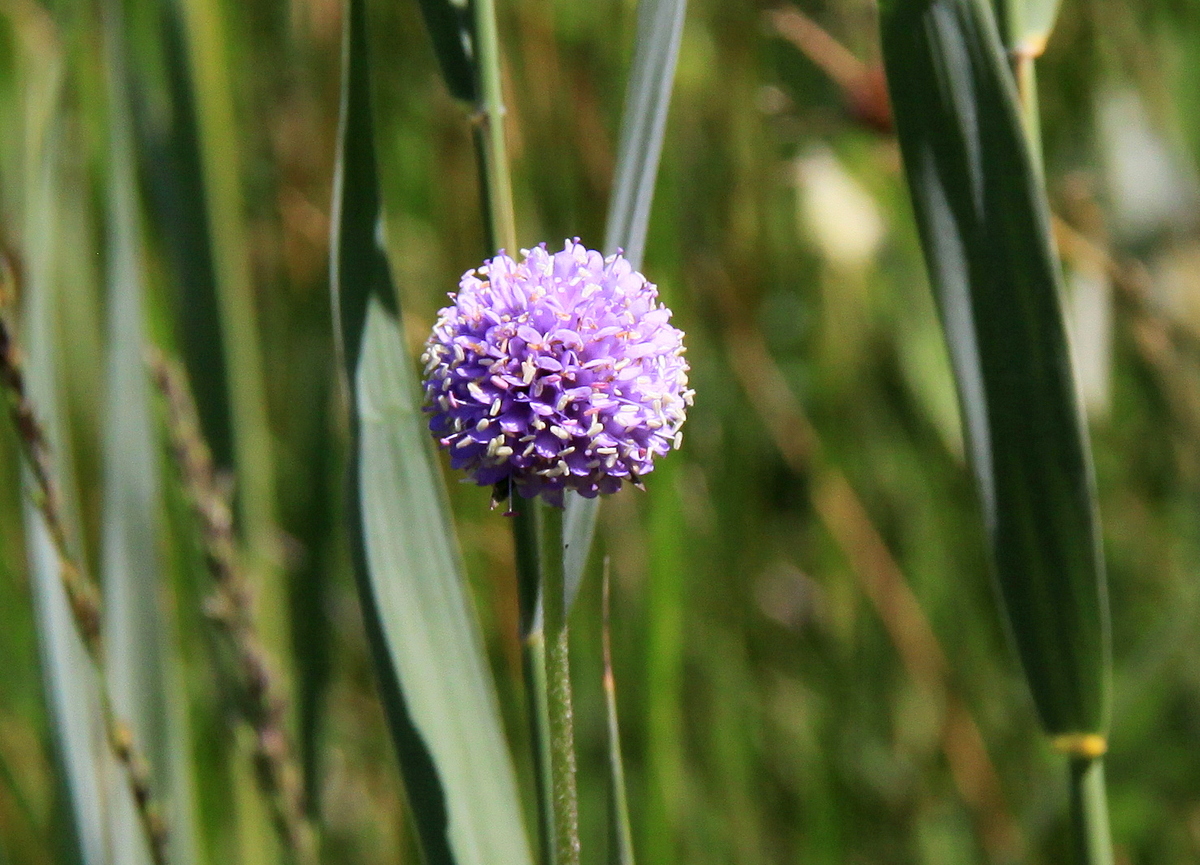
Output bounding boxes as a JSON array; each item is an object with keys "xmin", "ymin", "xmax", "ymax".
[
  {"xmin": 603, "ymin": 0, "xmax": 688, "ymax": 268},
  {"xmin": 163, "ymin": 3, "xmax": 287, "ymax": 850},
  {"xmin": 602, "ymin": 562, "xmax": 634, "ymax": 865},
  {"xmin": 414, "ymin": 0, "xmax": 476, "ymax": 103},
  {"xmin": 172, "ymin": 0, "xmax": 280, "ymax": 627},
  {"xmin": 135, "ymin": 0, "xmax": 234, "ymax": 473},
  {"xmin": 11, "ymin": 27, "xmax": 109, "ymax": 864},
  {"xmin": 152, "ymin": 355, "xmax": 318, "ymax": 863},
  {"xmin": 563, "ymin": 0, "xmax": 687, "ymax": 608},
  {"xmin": 331, "ymin": 1, "xmax": 534, "ymax": 862},
  {"xmin": 101, "ymin": 4, "xmax": 199, "ymax": 862},
  {"xmin": 880, "ymin": 0, "xmax": 1110, "ymax": 739}
]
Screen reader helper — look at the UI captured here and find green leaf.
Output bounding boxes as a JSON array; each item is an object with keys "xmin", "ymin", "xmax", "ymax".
[
  {"xmin": 16, "ymin": 36, "xmax": 109, "ymax": 865},
  {"xmin": 331, "ymin": 1, "xmax": 533, "ymax": 863},
  {"xmin": 413, "ymin": 0, "xmax": 476, "ymax": 103},
  {"xmin": 602, "ymin": 563, "xmax": 634, "ymax": 865},
  {"xmin": 173, "ymin": 0, "xmax": 280, "ymax": 607},
  {"xmin": 880, "ymin": 0, "xmax": 1110, "ymax": 737},
  {"xmin": 563, "ymin": 0, "xmax": 687, "ymax": 608},
  {"xmin": 101, "ymin": 5, "xmax": 199, "ymax": 863},
  {"xmin": 136, "ymin": 0, "xmax": 235, "ymax": 473},
  {"xmin": 995, "ymin": 0, "xmax": 1062, "ymax": 56}
]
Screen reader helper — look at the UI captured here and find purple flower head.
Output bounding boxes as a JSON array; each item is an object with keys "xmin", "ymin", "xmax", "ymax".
[{"xmin": 422, "ymin": 239, "xmax": 693, "ymax": 507}]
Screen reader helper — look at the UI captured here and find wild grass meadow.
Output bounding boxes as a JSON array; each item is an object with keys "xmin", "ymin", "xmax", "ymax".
[{"xmin": 1, "ymin": 0, "xmax": 1200, "ymax": 862}]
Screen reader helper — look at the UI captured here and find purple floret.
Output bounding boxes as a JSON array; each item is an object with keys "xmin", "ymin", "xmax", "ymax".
[{"xmin": 421, "ymin": 239, "xmax": 693, "ymax": 507}]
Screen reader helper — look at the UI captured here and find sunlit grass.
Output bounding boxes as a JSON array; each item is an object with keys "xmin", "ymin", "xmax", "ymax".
[{"xmin": 1, "ymin": 0, "xmax": 1200, "ymax": 862}]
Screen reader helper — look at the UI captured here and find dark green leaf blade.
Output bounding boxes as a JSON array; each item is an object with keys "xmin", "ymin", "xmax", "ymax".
[
  {"xmin": 880, "ymin": 0, "xmax": 1110, "ymax": 737},
  {"xmin": 414, "ymin": 0, "xmax": 476, "ymax": 103},
  {"xmin": 331, "ymin": 1, "xmax": 533, "ymax": 863}
]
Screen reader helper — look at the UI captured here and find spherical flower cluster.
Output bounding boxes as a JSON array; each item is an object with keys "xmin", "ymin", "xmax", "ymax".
[{"xmin": 422, "ymin": 240, "xmax": 693, "ymax": 506}]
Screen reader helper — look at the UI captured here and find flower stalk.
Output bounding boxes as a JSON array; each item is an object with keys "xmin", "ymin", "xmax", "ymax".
[
  {"xmin": 539, "ymin": 501, "xmax": 581, "ymax": 865},
  {"xmin": 471, "ymin": 0, "xmax": 517, "ymax": 256},
  {"xmin": 513, "ymin": 500, "xmax": 555, "ymax": 865},
  {"xmin": 465, "ymin": 1, "xmax": 576, "ymax": 860}
]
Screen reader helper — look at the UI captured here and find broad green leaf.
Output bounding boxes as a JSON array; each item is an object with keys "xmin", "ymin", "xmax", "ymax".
[
  {"xmin": 101, "ymin": 5, "xmax": 199, "ymax": 863},
  {"xmin": 563, "ymin": 0, "xmax": 687, "ymax": 609},
  {"xmin": 331, "ymin": 1, "xmax": 533, "ymax": 863},
  {"xmin": 880, "ymin": 0, "xmax": 1110, "ymax": 737}
]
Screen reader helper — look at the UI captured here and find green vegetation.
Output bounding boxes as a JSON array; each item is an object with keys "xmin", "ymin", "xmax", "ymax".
[{"xmin": 2, "ymin": 0, "xmax": 1200, "ymax": 862}]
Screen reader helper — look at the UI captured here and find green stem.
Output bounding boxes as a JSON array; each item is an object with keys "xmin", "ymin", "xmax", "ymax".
[
  {"xmin": 469, "ymin": 4, "xmax": 566, "ymax": 863},
  {"xmin": 471, "ymin": 0, "xmax": 517, "ymax": 254},
  {"xmin": 513, "ymin": 503, "xmax": 554, "ymax": 865},
  {"xmin": 1069, "ymin": 757, "xmax": 1113, "ymax": 865},
  {"xmin": 540, "ymin": 502, "xmax": 580, "ymax": 865}
]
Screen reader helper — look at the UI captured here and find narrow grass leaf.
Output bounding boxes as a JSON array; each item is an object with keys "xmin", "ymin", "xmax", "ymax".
[
  {"xmin": 172, "ymin": 0, "xmax": 281, "ymax": 624},
  {"xmin": 413, "ymin": 0, "xmax": 476, "ymax": 103},
  {"xmin": 563, "ymin": 0, "xmax": 687, "ymax": 608},
  {"xmin": 331, "ymin": 2, "xmax": 533, "ymax": 863},
  {"xmin": 134, "ymin": 0, "xmax": 234, "ymax": 472},
  {"xmin": 101, "ymin": 5, "xmax": 199, "ymax": 863},
  {"xmin": 17, "ymin": 39, "xmax": 107, "ymax": 864},
  {"xmin": 880, "ymin": 0, "xmax": 1110, "ymax": 737},
  {"xmin": 602, "ymin": 563, "xmax": 634, "ymax": 865}
]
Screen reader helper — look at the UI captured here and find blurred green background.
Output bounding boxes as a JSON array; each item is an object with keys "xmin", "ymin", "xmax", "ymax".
[{"xmin": 2, "ymin": 0, "xmax": 1200, "ymax": 862}]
